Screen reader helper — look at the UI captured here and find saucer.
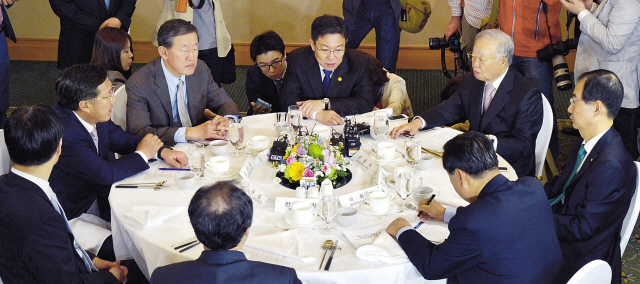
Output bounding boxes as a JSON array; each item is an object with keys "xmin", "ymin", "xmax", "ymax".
[
  {"xmin": 284, "ymin": 212, "xmax": 322, "ymax": 227},
  {"xmin": 359, "ymin": 203, "xmax": 398, "ymax": 216},
  {"xmin": 245, "ymin": 144, "xmax": 270, "ymax": 155},
  {"xmin": 371, "ymin": 151, "xmax": 402, "ymax": 163},
  {"xmin": 203, "ymin": 168, "xmax": 238, "ymax": 180}
]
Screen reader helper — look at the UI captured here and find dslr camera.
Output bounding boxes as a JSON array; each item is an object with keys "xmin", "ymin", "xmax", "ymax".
[
  {"xmin": 537, "ymin": 38, "xmax": 579, "ymax": 91},
  {"xmin": 429, "ymin": 32, "xmax": 464, "ymax": 79}
]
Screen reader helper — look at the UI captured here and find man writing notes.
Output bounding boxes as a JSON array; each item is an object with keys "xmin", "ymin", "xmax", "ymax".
[
  {"xmin": 151, "ymin": 181, "xmax": 302, "ymax": 284},
  {"xmin": 386, "ymin": 131, "xmax": 563, "ymax": 283},
  {"xmin": 0, "ymin": 105, "xmax": 127, "ymax": 283},
  {"xmin": 279, "ymin": 15, "xmax": 376, "ymax": 126},
  {"xmin": 390, "ymin": 29, "xmax": 542, "ymax": 177},
  {"xmin": 127, "ymin": 19, "xmax": 239, "ymax": 145},
  {"xmin": 545, "ymin": 70, "xmax": 636, "ymax": 283}
]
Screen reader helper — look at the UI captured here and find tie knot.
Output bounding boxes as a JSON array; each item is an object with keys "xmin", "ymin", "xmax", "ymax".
[
  {"xmin": 578, "ymin": 144, "xmax": 586, "ymax": 157},
  {"xmin": 323, "ymin": 69, "xmax": 332, "ymax": 78},
  {"xmin": 485, "ymin": 83, "xmax": 495, "ymax": 94}
]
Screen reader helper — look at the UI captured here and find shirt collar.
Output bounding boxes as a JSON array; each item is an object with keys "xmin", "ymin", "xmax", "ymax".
[
  {"xmin": 73, "ymin": 111, "xmax": 96, "ymax": 134},
  {"xmin": 161, "ymin": 58, "xmax": 186, "ymax": 87},
  {"xmin": 485, "ymin": 67, "xmax": 509, "ymax": 91},
  {"xmin": 583, "ymin": 127, "xmax": 610, "ymax": 154},
  {"xmin": 11, "ymin": 168, "xmax": 55, "ymax": 201},
  {"xmin": 319, "ymin": 64, "xmax": 332, "ymax": 79}
]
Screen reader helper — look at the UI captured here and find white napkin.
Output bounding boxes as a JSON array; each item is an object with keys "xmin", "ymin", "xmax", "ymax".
[
  {"xmin": 122, "ymin": 205, "xmax": 185, "ymax": 230},
  {"xmin": 355, "ymin": 231, "xmax": 409, "ymax": 264},
  {"xmin": 244, "ymin": 226, "xmax": 316, "ymax": 263}
]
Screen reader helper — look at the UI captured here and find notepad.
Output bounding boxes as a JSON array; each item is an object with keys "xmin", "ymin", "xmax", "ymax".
[
  {"xmin": 418, "ymin": 127, "xmax": 463, "ymax": 153},
  {"xmin": 412, "ymin": 220, "xmax": 450, "ymax": 245}
]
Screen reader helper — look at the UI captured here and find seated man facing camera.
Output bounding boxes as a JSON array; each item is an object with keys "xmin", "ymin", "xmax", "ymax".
[{"xmin": 150, "ymin": 181, "xmax": 302, "ymax": 284}]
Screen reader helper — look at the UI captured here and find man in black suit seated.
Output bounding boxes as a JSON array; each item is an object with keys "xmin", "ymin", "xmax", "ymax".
[
  {"xmin": 390, "ymin": 29, "xmax": 543, "ymax": 177},
  {"xmin": 546, "ymin": 69, "xmax": 637, "ymax": 283},
  {"xmin": 151, "ymin": 181, "xmax": 302, "ymax": 284},
  {"xmin": 245, "ymin": 31, "xmax": 287, "ymax": 115},
  {"xmin": 0, "ymin": 105, "xmax": 127, "ymax": 283},
  {"xmin": 386, "ymin": 131, "xmax": 563, "ymax": 283},
  {"xmin": 279, "ymin": 15, "xmax": 376, "ymax": 126}
]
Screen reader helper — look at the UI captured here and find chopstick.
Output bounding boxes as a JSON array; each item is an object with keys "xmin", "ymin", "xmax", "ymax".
[
  {"xmin": 171, "ymin": 237, "xmax": 197, "ymax": 248},
  {"xmin": 421, "ymin": 147, "xmax": 443, "ymax": 157},
  {"xmin": 324, "ymin": 240, "xmax": 338, "ymax": 271},
  {"xmin": 179, "ymin": 241, "xmax": 201, "ymax": 253}
]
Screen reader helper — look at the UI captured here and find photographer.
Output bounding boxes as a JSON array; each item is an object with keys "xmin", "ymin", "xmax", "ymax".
[
  {"xmin": 560, "ymin": 0, "xmax": 640, "ymax": 159},
  {"xmin": 445, "ymin": 0, "xmax": 492, "ymax": 69}
]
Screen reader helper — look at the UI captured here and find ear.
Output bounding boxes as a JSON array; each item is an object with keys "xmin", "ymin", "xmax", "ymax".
[
  {"xmin": 309, "ymin": 39, "xmax": 316, "ymax": 51},
  {"xmin": 593, "ymin": 100, "xmax": 605, "ymax": 116},
  {"xmin": 56, "ymin": 139, "xmax": 63, "ymax": 156},
  {"xmin": 158, "ymin": 46, "xmax": 168, "ymax": 59},
  {"xmin": 77, "ymin": 100, "xmax": 91, "ymax": 114}
]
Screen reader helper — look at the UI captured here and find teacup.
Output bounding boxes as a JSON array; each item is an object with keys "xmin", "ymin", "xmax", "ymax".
[
  {"xmin": 292, "ymin": 203, "xmax": 315, "ymax": 224},
  {"xmin": 247, "ymin": 135, "xmax": 270, "ymax": 150},
  {"xmin": 295, "ymin": 186, "xmax": 307, "ymax": 198},
  {"xmin": 205, "ymin": 156, "xmax": 230, "ymax": 175},
  {"xmin": 368, "ymin": 191, "xmax": 392, "ymax": 213},
  {"xmin": 307, "ymin": 186, "xmax": 319, "ymax": 198},
  {"xmin": 413, "ymin": 186, "xmax": 436, "ymax": 204},
  {"xmin": 376, "ymin": 142, "xmax": 395, "ymax": 160},
  {"xmin": 337, "ymin": 207, "xmax": 358, "ymax": 227},
  {"xmin": 209, "ymin": 140, "xmax": 228, "ymax": 156},
  {"xmin": 417, "ymin": 153, "xmax": 435, "ymax": 171},
  {"xmin": 314, "ymin": 125, "xmax": 332, "ymax": 140},
  {"xmin": 175, "ymin": 172, "xmax": 196, "ymax": 190},
  {"xmin": 275, "ymin": 121, "xmax": 289, "ymax": 136}
]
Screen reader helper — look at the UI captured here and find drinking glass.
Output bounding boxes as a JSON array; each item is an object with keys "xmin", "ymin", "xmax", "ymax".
[
  {"xmin": 188, "ymin": 144, "xmax": 205, "ymax": 181},
  {"xmin": 287, "ymin": 105, "xmax": 303, "ymax": 139},
  {"xmin": 318, "ymin": 186, "xmax": 338, "ymax": 234},
  {"xmin": 405, "ymin": 135, "xmax": 422, "ymax": 176},
  {"xmin": 372, "ymin": 111, "xmax": 389, "ymax": 142},
  {"xmin": 228, "ymin": 120, "xmax": 245, "ymax": 157},
  {"xmin": 395, "ymin": 167, "xmax": 415, "ymax": 211}
]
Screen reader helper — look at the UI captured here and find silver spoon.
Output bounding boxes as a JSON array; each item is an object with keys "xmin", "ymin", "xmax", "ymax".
[{"xmin": 318, "ymin": 240, "xmax": 334, "ymax": 270}]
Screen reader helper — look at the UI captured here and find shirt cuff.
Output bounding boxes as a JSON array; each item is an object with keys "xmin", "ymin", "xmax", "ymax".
[
  {"xmin": 577, "ymin": 9, "xmax": 591, "ymax": 22},
  {"xmin": 311, "ymin": 110, "xmax": 321, "ymax": 120},
  {"xmin": 487, "ymin": 134, "xmax": 498, "ymax": 151},
  {"xmin": 135, "ymin": 151, "xmax": 149, "ymax": 163},
  {"xmin": 415, "ymin": 116, "xmax": 427, "ymax": 129},
  {"xmin": 396, "ymin": 226, "xmax": 415, "ymax": 240},
  {"xmin": 174, "ymin": 127, "xmax": 187, "ymax": 143},
  {"xmin": 443, "ymin": 207, "xmax": 458, "ymax": 223}
]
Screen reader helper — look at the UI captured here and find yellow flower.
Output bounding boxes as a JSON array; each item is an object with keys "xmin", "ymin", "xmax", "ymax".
[{"xmin": 289, "ymin": 162, "xmax": 305, "ymax": 181}]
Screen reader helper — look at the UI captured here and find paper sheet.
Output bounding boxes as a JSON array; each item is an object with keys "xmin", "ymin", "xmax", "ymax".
[
  {"xmin": 143, "ymin": 160, "xmax": 181, "ymax": 179},
  {"xmin": 243, "ymin": 245, "xmax": 294, "ymax": 267},
  {"xmin": 343, "ymin": 225, "xmax": 384, "ymax": 249},
  {"xmin": 413, "ymin": 220, "xmax": 450, "ymax": 244},
  {"xmin": 417, "ymin": 128, "xmax": 463, "ymax": 153}
]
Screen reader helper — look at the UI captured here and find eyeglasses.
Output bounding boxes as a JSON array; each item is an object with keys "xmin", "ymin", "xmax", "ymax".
[
  {"xmin": 258, "ymin": 60, "xmax": 283, "ymax": 72},
  {"xmin": 569, "ymin": 97, "xmax": 585, "ymax": 105},
  {"xmin": 467, "ymin": 53, "xmax": 501, "ymax": 63},
  {"xmin": 90, "ymin": 85, "xmax": 116, "ymax": 103},
  {"xmin": 315, "ymin": 45, "xmax": 345, "ymax": 56}
]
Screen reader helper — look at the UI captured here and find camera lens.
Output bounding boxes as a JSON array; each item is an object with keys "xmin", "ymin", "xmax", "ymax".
[
  {"xmin": 552, "ymin": 55, "xmax": 573, "ymax": 91},
  {"xmin": 429, "ymin": 37, "xmax": 449, "ymax": 50}
]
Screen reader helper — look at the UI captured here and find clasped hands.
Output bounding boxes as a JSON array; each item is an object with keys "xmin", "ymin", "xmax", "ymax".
[
  {"xmin": 386, "ymin": 198, "xmax": 446, "ymax": 239},
  {"xmin": 185, "ymin": 114, "xmax": 229, "ymax": 141},
  {"xmin": 296, "ymin": 100, "xmax": 344, "ymax": 126},
  {"xmin": 93, "ymin": 257, "xmax": 128, "ymax": 283}
]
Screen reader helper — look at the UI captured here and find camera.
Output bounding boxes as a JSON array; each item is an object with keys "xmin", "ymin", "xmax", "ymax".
[
  {"xmin": 537, "ymin": 38, "xmax": 579, "ymax": 91},
  {"xmin": 429, "ymin": 32, "xmax": 464, "ymax": 79}
]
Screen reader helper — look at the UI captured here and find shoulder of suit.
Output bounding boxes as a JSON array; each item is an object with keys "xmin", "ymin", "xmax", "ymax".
[{"xmin": 287, "ymin": 46, "xmax": 312, "ymax": 61}]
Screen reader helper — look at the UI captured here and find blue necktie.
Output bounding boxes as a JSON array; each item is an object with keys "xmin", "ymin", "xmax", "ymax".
[
  {"xmin": 322, "ymin": 69, "xmax": 332, "ymax": 96},
  {"xmin": 549, "ymin": 144, "xmax": 586, "ymax": 206},
  {"xmin": 105, "ymin": 0, "xmax": 110, "ymax": 9}
]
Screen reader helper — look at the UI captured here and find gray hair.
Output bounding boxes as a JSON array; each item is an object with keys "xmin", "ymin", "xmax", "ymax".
[{"xmin": 475, "ymin": 29, "xmax": 514, "ymax": 64}]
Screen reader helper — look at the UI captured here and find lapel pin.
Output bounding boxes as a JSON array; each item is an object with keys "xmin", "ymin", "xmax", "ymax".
[
  {"xmin": 338, "ymin": 77, "xmax": 342, "ymax": 82},
  {"xmin": 590, "ymin": 159, "xmax": 593, "ymax": 162}
]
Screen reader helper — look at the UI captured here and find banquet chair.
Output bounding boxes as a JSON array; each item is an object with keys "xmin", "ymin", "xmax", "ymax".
[
  {"xmin": 566, "ymin": 259, "xmax": 611, "ymax": 284},
  {"xmin": 534, "ymin": 94, "xmax": 553, "ymax": 177},
  {"xmin": 620, "ymin": 161, "xmax": 640, "ymax": 255},
  {"xmin": 111, "ymin": 85, "xmax": 127, "ymax": 130},
  {"xmin": 0, "ymin": 130, "xmax": 11, "ymax": 175}
]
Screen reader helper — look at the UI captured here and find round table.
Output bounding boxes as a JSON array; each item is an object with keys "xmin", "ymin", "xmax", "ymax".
[{"xmin": 109, "ymin": 113, "xmax": 517, "ymax": 283}]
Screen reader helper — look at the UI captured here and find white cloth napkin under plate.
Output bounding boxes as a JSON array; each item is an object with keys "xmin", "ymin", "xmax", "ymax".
[
  {"xmin": 244, "ymin": 226, "xmax": 316, "ymax": 263},
  {"xmin": 355, "ymin": 231, "xmax": 409, "ymax": 264},
  {"xmin": 122, "ymin": 206, "xmax": 185, "ymax": 230}
]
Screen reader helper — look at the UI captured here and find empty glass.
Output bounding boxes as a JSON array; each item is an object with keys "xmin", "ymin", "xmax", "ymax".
[
  {"xmin": 227, "ymin": 119, "xmax": 245, "ymax": 157},
  {"xmin": 395, "ymin": 166, "xmax": 415, "ymax": 211},
  {"xmin": 405, "ymin": 135, "xmax": 422, "ymax": 176},
  {"xmin": 372, "ymin": 111, "xmax": 389, "ymax": 142},
  {"xmin": 287, "ymin": 105, "xmax": 303, "ymax": 138}
]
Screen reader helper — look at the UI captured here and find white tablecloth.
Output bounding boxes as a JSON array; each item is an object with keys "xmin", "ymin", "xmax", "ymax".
[{"xmin": 109, "ymin": 113, "xmax": 517, "ymax": 283}]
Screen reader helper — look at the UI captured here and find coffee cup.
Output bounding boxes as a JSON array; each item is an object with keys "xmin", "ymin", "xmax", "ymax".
[
  {"xmin": 292, "ymin": 203, "xmax": 315, "ymax": 224},
  {"xmin": 368, "ymin": 191, "xmax": 392, "ymax": 213},
  {"xmin": 175, "ymin": 172, "xmax": 196, "ymax": 190},
  {"xmin": 376, "ymin": 142, "xmax": 395, "ymax": 160},
  {"xmin": 295, "ymin": 186, "xmax": 307, "ymax": 198},
  {"xmin": 314, "ymin": 125, "xmax": 331, "ymax": 140},
  {"xmin": 337, "ymin": 207, "xmax": 358, "ymax": 227},
  {"xmin": 307, "ymin": 186, "xmax": 319, "ymax": 198},
  {"xmin": 417, "ymin": 153, "xmax": 435, "ymax": 171},
  {"xmin": 275, "ymin": 121, "xmax": 289, "ymax": 136},
  {"xmin": 205, "ymin": 156, "xmax": 230, "ymax": 175},
  {"xmin": 412, "ymin": 186, "xmax": 436, "ymax": 204},
  {"xmin": 247, "ymin": 135, "xmax": 270, "ymax": 150},
  {"xmin": 209, "ymin": 140, "xmax": 228, "ymax": 156}
]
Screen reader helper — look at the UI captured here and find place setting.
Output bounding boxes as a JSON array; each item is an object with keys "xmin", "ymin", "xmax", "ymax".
[
  {"xmin": 203, "ymin": 156, "xmax": 239, "ymax": 181},
  {"xmin": 245, "ymin": 135, "xmax": 272, "ymax": 155},
  {"xmin": 369, "ymin": 142, "xmax": 403, "ymax": 163}
]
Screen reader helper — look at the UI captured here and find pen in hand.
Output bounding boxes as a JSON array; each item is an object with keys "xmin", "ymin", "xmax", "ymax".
[{"xmin": 416, "ymin": 194, "xmax": 436, "ymax": 218}]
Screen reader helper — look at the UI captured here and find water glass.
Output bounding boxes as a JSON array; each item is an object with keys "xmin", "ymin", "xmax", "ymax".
[
  {"xmin": 372, "ymin": 111, "xmax": 389, "ymax": 142},
  {"xmin": 188, "ymin": 145, "xmax": 205, "ymax": 180},
  {"xmin": 228, "ymin": 121, "xmax": 244, "ymax": 157},
  {"xmin": 405, "ymin": 136, "xmax": 422, "ymax": 176},
  {"xmin": 287, "ymin": 105, "xmax": 303, "ymax": 137},
  {"xmin": 395, "ymin": 167, "xmax": 415, "ymax": 211}
]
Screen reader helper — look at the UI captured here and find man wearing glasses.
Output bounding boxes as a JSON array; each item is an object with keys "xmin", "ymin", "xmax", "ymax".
[
  {"xmin": 280, "ymin": 15, "xmax": 376, "ymax": 126},
  {"xmin": 390, "ymin": 29, "xmax": 542, "ymax": 177},
  {"xmin": 245, "ymin": 31, "xmax": 287, "ymax": 115}
]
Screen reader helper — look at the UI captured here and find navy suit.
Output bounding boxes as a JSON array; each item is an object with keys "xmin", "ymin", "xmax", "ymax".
[
  {"xmin": 150, "ymin": 250, "xmax": 302, "ymax": 284},
  {"xmin": 245, "ymin": 63, "xmax": 284, "ymax": 115},
  {"xmin": 50, "ymin": 103, "xmax": 149, "ymax": 221},
  {"xmin": 398, "ymin": 175, "xmax": 563, "ymax": 284},
  {"xmin": 0, "ymin": 172, "xmax": 119, "ymax": 283},
  {"xmin": 419, "ymin": 68, "xmax": 543, "ymax": 177},
  {"xmin": 545, "ymin": 128, "xmax": 636, "ymax": 283},
  {"xmin": 0, "ymin": 5, "xmax": 15, "ymax": 128}
]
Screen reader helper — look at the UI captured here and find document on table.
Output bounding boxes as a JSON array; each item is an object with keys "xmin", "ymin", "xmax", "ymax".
[
  {"xmin": 243, "ymin": 245, "xmax": 293, "ymax": 267},
  {"xmin": 343, "ymin": 225, "xmax": 384, "ymax": 249},
  {"xmin": 412, "ymin": 220, "xmax": 450, "ymax": 245},
  {"xmin": 144, "ymin": 161, "xmax": 179, "ymax": 179},
  {"xmin": 417, "ymin": 128, "xmax": 463, "ymax": 153}
]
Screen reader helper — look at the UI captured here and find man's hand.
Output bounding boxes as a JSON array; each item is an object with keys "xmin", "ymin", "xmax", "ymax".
[
  {"xmin": 93, "ymin": 258, "xmax": 128, "ymax": 283},
  {"xmin": 251, "ymin": 102, "xmax": 272, "ymax": 115},
  {"xmin": 297, "ymin": 100, "xmax": 324, "ymax": 118},
  {"xmin": 136, "ymin": 134, "xmax": 163, "ymax": 160},
  {"xmin": 185, "ymin": 116, "xmax": 229, "ymax": 140},
  {"xmin": 386, "ymin": 217, "xmax": 411, "ymax": 239},
  {"xmin": 161, "ymin": 149, "xmax": 189, "ymax": 168},
  {"xmin": 316, "ymin": 110, "xmax": 344, "ymax": 126},
  {"xmin": 389, "ymin": 119, "xmax": 422, "ymax": 139},
  {"xmin": 100, "ymin": 17, "xmax": 122, "ymax": 29},
  {"xmin": 417, "ymin": 199, "xmax": 446, "ymax": 222},
  {"xmin": 445, "ymin": 16, "xmax": 462, "ymax": 40},
  {"xmin": 559, "ymin": 0, "xmax": 587, "ymax": 15},
  {"xmin": 1, "ymin": 0, "xmax": 17, "ymax": 6}
]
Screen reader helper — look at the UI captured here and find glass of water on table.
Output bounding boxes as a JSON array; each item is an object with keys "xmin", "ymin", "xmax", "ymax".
[
  {"xmin": 395, "ymin": 166, "xmax": 415, "ymax": 211},
  {"xmin": 227, "ymin": 118, "xmax": 245, "ymax": 157},
  {"xmin": 188, "ymin": 144, "xmax": 205, "ymax": 181}
]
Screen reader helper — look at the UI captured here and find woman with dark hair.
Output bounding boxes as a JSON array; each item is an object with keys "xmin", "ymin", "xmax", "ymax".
[
  {"xmin": 90, "ymin": 27, "xmax": 134, "ymax": 90},
  {"xmin": 369, "ymin": 55, "xmax": 413, "ymax": 117}
]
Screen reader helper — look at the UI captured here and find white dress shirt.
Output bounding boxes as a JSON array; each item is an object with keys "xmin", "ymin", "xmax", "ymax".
[{"xmin": 161, "ymin": 58, "xmax": 189, "ymax": 143}]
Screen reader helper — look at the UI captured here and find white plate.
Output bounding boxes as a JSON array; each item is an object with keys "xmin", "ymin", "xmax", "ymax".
[
  {"xmin": 284, "ymin": 212, "xmax": 322, "ymax": 227},
  {"xmin": 371, "ymin": 151, "xmax": 403, "ymax": 163},
  {"xmin": 359, "ymin": 203, "xmax": 399, "ymax": 216},
  {"xmin": 203, "ymin": 168, "xmax": 239, "ymax": 180},
  {"xmin": 245, "ymin": 144, "xmax": 270, "ymax": 155}
]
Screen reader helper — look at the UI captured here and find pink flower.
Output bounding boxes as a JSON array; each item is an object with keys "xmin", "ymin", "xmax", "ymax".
[
  {"xmin": 321, "ymin": 164, "xmax": 330, "ymax": 173},
  {"xmin": 286, "ymin": 156, "xmax": 295, "ymax": 165},
  {"xmin": 303, "ymin": 168, "xmax": 314, "ymax": 177},
  {"xmin": 297, "ymin": 145, "xmax": 308, "ymax": 156}
]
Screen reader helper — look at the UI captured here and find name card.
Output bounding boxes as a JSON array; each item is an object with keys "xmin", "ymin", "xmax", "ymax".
[
  {"xmin": 239, "ymin": 156, "xmax": 255, "ymax": 181},
  {"xmin": 274, "ymin": 197, "xmax": 319, "ymax": 212},
  {"xmin": 375, "ymin": 166, "xmax": 390, "ymax": 192},
  {"xmin": 350, "ymin": 150, "xmax": 377, "ymax": 176},
  {"xmin": 338, "ymin": 185, "xmax": 382, "ymax": 207},
  {"xmin": 246, "ymin": 187, "xmax": 271, "ymax": 206}
]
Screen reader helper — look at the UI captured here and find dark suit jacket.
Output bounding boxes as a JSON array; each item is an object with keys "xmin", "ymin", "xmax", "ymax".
[
  {"xmin": 150, "ymin": 250, "xmax": 302, "ymax": 284},
  {"xmin": 126, "ymin": 57, "xmax": 240, "ymax": 145},
  {"xmin": 245, "ymin": 63, "xmax": 284, "ymax": 115},
  {"xmin": 50, "ymin": 103, "xmax": 149, "ymax": 221},
  {"xmin": 398, "ymin": 175, "xmax": 563, "ymax": 284},
  {"xmin": 544, "ymin": 128, "xmax": 636, "ymax": 284},
  {"xmin": 0, "ymin": 172, "xmax": 119, "ymax": 283},
  {"xmin": 48, "ymin": 0, "xmax": 136, "ymax": 69},
  {"xmin": 279, "ymin": 46, "xmax": 376, "ymax": 115},
  {"xmin": 419, "ymin": 68, "xmax": 542, "ymax": 177},
  {"xmin": 1, "ymin": 5, "xmax": 16, "ymax": 43}
]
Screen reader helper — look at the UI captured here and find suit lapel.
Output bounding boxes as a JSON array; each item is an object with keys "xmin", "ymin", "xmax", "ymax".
[
  {"xmin": 154, "ymin": 59, "xmax": 176, "ymax": 127},
  {"xmin": 305, "ymin": 49, "xmax": 324, "ymax": 98},
  {"xmin": 567, "ymin": 128, "xmax": 615, "ymax": 188},
  {"xmin": 185, "ymin": 73, "xmax": 198, "ymax": 125},
  {"xmin": 480, "ymin": 69, "xmax": 514, "ymax": 131},
  {"xmin": 327, "ymin": 54, "xmax": 349, "ymax": 98},
  {"xmin": 467, "ymin": 76, "xmax": 485, "ymax": 131}
]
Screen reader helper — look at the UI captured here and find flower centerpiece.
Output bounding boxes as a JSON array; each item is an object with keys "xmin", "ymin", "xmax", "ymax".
[{"xmin": 272, "ymin": 134, "xmax": 351, "ymax": 189}]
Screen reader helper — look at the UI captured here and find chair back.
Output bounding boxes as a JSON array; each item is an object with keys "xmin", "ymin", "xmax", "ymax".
[
  {"xmin": 111, "ymin": 85, "xmax": 127, "ymax": 130},
  {"xmin": 566, "ymin": 259, "xmax": 611, "ymax": 284},
  {"xmin": 0, "ymin": 130, "xmax": 11, "ymax": 175},
  {"xmin": 620, "ymin": 161, "xmax": 640, "ymax": 255},
  {"xmin": 535, "ymin": 94, "xmax": 553, "ymax": 177}
]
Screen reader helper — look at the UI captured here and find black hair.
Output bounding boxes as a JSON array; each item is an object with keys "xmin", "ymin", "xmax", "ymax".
[
  {"xmin": 157, "ymin": 19, "xmax": 198, "ymax": 49},
  {"xmin": 577, "ymin": 69, "xmax": 624, "ymax": 119},
  {"xmin": 367, "ymin": 54, "xmax": 390, "ymax": 88},
  {"xmin": 311, "ymin": 15, "xmax": 348, "ymax": 43},
  {"xmin": 91, "ymin": 27, "xmax": 134, "ymax": 74},
  {"xmin": 442, "ymin": 131, "xmax": 498, "ymax": 178},
  {"xmin": 249, "ymin": 31, "xmax": 285, "ymax": 62},
  {"xmin": 55, "ymin": 64, "xmax": 108, "ymax": 111},
  {"xmin": 4, "ymin": 105, "xmax": 64, "ymax": 166},
  {"xmin": 188, "ymin": 181, "xmax": 253, "ymax": 251}
]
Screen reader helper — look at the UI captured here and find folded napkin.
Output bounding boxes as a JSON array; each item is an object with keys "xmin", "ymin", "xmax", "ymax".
[
  {"xmin": 355, "ymin": 231, "xmax": 409, "ymax": 265},
  {"xmin": 122, "ymin": 206, "xmax": 185, "ymax": 230},
  {"xmin": 244, "ymin": 226, "xmax": 316, "ymax": 263}
]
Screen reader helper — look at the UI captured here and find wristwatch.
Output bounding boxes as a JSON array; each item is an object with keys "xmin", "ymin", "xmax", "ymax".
[{"xmin": 323, "ymin": 98, "xmax": 330, "ymax": 110}]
